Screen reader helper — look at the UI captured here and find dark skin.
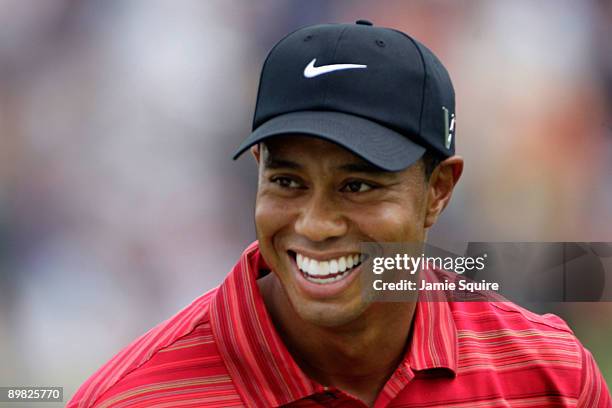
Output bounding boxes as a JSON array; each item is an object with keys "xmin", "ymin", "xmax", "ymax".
[{"xmin": 253, "ymin": 136, "xmax": 463, "ymax": 406}]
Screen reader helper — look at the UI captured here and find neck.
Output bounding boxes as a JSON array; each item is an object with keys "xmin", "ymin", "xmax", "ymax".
[{"xmin": 258, "ymin": 273, "xmax": 416, "ymax": 406}]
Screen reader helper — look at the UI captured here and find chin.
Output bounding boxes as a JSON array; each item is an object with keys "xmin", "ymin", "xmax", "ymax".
[{"xmin": 289, "ymin": 294, "xmax": 371, "ymax": 328}]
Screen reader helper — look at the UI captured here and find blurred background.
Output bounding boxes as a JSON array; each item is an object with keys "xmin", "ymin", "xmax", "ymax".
[{"xmin": 0, "ymin": 0, "xmax": 611, "ymax": 403}]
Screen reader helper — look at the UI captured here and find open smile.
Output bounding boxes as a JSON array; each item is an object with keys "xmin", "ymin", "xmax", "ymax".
[
  {"xmin": 297, "ymin": 252, "xmax": 364, "ymax": 283},
  {"xmin": 287, "ymin": 251, "xmax": 367, "ymax": 298}
]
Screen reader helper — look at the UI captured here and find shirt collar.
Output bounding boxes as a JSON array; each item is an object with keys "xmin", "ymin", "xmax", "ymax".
[
  {"xmin": 210, "ymin": 242, "xmax": 457, "ymax": 407},
  {"xmin": 408, "ymin": 269, "xmax": 458, "ymax": 374}
]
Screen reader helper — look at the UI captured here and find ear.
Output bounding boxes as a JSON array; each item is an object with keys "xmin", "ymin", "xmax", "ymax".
[
  {"xmin": 251, "ymin": 144, "xmax": 261, "ymax": 164},
  {"xmin": 424, "ymin": 156, "xmax": 463, "ymax": 229}
]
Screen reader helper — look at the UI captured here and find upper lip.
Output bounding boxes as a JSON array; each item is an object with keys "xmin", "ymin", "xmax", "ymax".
[{"xmin": 288, "ymin": 248, "xmax": 361, "ymax": 262}]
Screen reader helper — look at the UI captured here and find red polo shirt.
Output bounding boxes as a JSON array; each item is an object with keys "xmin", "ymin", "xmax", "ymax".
[{"xmin": 68, "ymin": 242, "xmax": 611, "ymax": 407}]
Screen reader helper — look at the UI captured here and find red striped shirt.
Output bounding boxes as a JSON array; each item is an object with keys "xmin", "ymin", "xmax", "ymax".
[{"xmin": 68, "ymin": 242, "xmax": 611, "ymax": 407}]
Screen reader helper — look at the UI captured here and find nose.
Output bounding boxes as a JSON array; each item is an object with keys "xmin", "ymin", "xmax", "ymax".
[{"xmin": 294, "ymin": 192, "xmax": 347, "ymax": 242}]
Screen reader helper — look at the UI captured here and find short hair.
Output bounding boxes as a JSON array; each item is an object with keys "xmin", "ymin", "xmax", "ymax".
[{"xmin": 422, "ymin": 150, "xmax": 444, "ymax": 180}]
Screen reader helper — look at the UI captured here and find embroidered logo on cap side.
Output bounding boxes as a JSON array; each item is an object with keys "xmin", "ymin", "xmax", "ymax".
[{"xmin": 442, "ymin": 106, "xmax": 455, "ymax": 149}]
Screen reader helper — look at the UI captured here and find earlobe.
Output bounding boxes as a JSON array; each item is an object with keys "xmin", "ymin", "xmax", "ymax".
[{"xmin": 424, "ymin": 156, "xmax": 463, "ymax": 228}]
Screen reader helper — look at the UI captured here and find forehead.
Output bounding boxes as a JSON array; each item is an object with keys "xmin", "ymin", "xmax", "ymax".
[
  {"xmin": 259, "ymin": 135, "xmax": 425, "ymax": 178},
  {"xmin": 259, "ymin": 135, "xmax": 426, "ymax": 185},
  {"xmin": 262, "ymin": 135, "xmax": 369, "ymax": 164}
]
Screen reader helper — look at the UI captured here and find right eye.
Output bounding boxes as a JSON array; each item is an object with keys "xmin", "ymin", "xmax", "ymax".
[{"xmin": 271, "ymin": 176, "xmax": 302, "ymax": 189}]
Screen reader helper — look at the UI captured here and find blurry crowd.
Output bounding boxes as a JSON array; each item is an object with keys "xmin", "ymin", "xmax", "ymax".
[{"xmin": 0, "ymin": 1, "xmax": 611, "ymax": 401}]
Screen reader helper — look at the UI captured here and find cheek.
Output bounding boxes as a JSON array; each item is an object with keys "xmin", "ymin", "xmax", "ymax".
[
  {"xmin": 351, "ymin": 200, "xmax": 425, "ymax": 242},
  {"xmin": 254, "ymin": 194, "xmax": 295, "ymax": 242}
]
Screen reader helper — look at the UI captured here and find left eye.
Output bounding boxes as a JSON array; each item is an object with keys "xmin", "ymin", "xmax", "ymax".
[{"xmin": 341, "ymin": 181, "xmax": 373, "ymax": 193}]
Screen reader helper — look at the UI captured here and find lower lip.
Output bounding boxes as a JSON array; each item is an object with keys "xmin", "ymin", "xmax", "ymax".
[{"xmin": 290, "ymin": 255, "xmax": 363, "ymax": 299}]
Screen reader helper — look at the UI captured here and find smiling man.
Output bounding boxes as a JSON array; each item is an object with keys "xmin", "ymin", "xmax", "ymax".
[
  {"xmin": 69, "ymin": 21, "xmax": 610, "ymax": 407},
  {"xmin": 250, "ymin": 135, "xmax": 457, "ymax": 406}
]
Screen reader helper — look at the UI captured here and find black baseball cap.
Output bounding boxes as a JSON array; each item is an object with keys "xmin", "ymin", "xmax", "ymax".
[{"xmin": 233, "ymin": 20, "xmax": 456, "ymax": 171}]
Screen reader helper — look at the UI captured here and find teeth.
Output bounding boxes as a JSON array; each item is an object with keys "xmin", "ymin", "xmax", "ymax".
[
  {"xmin": 301, "ymin": 256, "xmax": 309, "ymax": 273},
  {"xmin": 309, "ymin": 258, "xmax": 319, "ymax": 276},
  {"xmin": 297, "ymin": 253, "xmax": 303, "ymax": 270},
  {"xmin": 293, "ymin": 251, "xmax": 362, "ymax": 284},
  {"xmin": 329, "ymin": 259, "xmax": 338, "ymax": 274}
]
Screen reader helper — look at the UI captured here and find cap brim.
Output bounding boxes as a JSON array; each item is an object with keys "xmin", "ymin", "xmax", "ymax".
[{"xmin": 232, "ymin": 111, "xmax": 425, "ymax": 172}]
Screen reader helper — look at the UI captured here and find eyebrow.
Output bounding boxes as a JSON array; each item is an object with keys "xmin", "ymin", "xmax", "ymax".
[
  {"xmin": 264, "ymin": 156, "xmax": 392, "ymax": 176},
  {"xmin": 336, "ymin": 162, "xmax": 392, "ymax": 175},
  {"xmin": 263, "ymin": 157, "xmax": 302, "ymax": 170}
]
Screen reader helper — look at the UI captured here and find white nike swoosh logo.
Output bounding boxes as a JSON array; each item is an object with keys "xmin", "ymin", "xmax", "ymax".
[{"xmin": 303, "ymin": 58, "xmax": 367, "ymax": 78}]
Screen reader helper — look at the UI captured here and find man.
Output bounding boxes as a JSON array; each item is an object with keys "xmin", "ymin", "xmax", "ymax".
[{"xmin": 69, "ymin": 20, "xmax": 610, "ymax": 407}]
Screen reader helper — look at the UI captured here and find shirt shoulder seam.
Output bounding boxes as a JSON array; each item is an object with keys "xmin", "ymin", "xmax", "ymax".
[
  {"xmin": 88, "ymin": 296, "xmax": 215, "ymax": 407},
  {"xmin": 489, "ymin": 301, "xmax": 574, "ymax": 334}
]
